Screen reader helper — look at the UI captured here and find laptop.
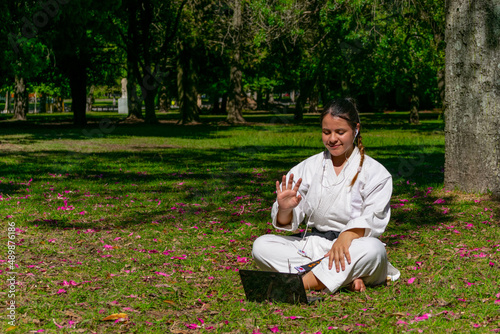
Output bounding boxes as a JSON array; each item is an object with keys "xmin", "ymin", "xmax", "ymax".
[{"xmin": 239, "ymin": 269, "xmax": 322, "ymax": 304}]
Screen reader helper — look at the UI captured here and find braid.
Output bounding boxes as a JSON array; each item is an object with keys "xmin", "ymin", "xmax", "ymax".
[{"xmin": 350, "ymin": 134, "xmax": 365, "ymax": 186}]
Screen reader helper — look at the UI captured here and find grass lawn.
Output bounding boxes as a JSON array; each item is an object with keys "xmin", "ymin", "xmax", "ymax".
[{"xmin": 0, "ymin": 111, "xmax": 498, "ymax": 333}]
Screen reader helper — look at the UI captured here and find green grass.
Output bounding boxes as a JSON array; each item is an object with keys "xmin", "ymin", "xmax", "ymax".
[{"xmin": 0, "ymin": 111, "xmax": 498, "ymax": 333}]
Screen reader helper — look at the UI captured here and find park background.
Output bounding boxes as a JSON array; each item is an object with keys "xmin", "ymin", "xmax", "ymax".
[{"xmin": 1, "ymin": 0, "xmax": 499, "ymax": 333}]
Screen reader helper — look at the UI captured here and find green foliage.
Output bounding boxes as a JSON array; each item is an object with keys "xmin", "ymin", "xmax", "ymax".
[{"xmin": 0, "ymin": 0, "xmax": 446, "ymax": 119}]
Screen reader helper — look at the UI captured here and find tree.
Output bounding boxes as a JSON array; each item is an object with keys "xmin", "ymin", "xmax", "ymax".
[
  {"xmin": 245, "ymin": 0, "xmax": 324, "ymax": 119},
  {"xmin": 2, "ymin": 2, "xmax": 50, "ymax": 120},
  {"xmin": 176, "ymin": 36, "xmax": 201, "ymax": 124},
  {"xmin": 225, "ymin": 0, "xmax": 246, "ymax": 123},
  {"xmin": 114, "ymin": 0, "xmax": 186, "ymax": 123},
  {"xmin": 444, "ymin": 0, "xmax": 500, "ymax": 196},
  {"xmin": 38, "ymin": 0, "xmax": 118, "ymax": 126}
]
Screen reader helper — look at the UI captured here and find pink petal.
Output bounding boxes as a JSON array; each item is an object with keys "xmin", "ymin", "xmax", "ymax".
[{"xmin": 408, "ymin": 277, "xmax": 416, "ymax": 284}]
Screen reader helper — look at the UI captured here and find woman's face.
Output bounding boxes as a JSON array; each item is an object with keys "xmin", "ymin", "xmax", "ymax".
[{"xmin": 321, "ymin": 115, "xmax": 359, "ymax": 158}]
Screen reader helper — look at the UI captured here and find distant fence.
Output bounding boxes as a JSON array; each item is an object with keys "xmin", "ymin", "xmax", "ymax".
[{"xmin": 91, "ymin": 105, "xmax": 118, "ymax": 112}]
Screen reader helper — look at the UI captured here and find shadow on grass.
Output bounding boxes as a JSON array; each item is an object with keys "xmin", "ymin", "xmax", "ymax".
[
  {"xmin": 0, "ymin": 112, "xmax": 444, "ymax": 141},
  {"xmin": 2, "ymin": 142, "xmax": 452, "ymax": 232}
]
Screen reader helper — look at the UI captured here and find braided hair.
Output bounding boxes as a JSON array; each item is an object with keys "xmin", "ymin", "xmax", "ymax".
[{"xmin": 320, "ymin": 97, "xmax": 365, "ymax": 186}]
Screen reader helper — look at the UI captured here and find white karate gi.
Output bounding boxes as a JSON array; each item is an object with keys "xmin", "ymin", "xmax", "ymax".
[{"xmin": 252, "ymin": 147, "xmax": 400, "ymax": 293}]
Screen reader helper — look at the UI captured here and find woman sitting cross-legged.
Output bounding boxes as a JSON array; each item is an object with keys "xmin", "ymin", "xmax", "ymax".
[{"xmin": 252, "ymin": 97, "xmax": 400, "ymax": 293}]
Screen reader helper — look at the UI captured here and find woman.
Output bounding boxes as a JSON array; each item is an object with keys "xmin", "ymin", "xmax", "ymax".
[{"xmin": 252, "ymin": 98, "xmax": 400, "ymax": 293}]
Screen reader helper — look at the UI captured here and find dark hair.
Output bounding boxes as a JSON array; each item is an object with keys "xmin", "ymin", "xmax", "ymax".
[
  {"xmin": 321, "ymin": 97, "xmax": 364, "ymax": 186},
  {"xmin": 320, "ymin": 97, "xmax": 360, "ymax": 130}
]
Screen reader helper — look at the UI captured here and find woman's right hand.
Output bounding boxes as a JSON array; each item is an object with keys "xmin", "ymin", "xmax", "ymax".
[{"xmin": 276, "ymin": 173, "xmax": 302, "ymax": 211}]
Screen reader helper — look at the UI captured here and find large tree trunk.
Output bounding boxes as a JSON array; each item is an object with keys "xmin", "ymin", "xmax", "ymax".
[
  {"xmin": 227, "ymin": 51, "xmax": 245, "ymax": 123},
  {"xmin": 226, "ymin": 0, "xmax": 245, "ymax": 124},
  {"xmin": 68, "ymin": 60, "xmax": 87, "ymax": 126},
  {"xmin": 176, "ymin": 40, "xmax": 200, "ymax": 124},
  {"xmin": 12, "ymin": 75, "xmax": 28, "ymax": 120},
  {"xmin": 444, "ymin": 0, "xmax": 500, "ymax": 197}
]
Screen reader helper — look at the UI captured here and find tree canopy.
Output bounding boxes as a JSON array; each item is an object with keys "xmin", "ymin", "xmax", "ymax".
[{"xmin": 1, "ymin": 0, "xmax": 445, "ymax": 124}]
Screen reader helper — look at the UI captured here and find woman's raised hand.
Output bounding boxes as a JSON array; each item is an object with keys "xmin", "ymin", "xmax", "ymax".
[{"xmin": 276, "ymin": 173, "xmax": 302, "ymax": 211}]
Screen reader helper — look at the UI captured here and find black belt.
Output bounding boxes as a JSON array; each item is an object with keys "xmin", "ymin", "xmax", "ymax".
[{"xmin": 291, "ymin": 227, "xmax": 340, "ymax": 241}]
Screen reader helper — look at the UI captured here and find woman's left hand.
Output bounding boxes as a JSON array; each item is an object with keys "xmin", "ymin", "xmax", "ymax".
[{"xmin": 325, "ymin": 228, "xmax": 365, "ymax": 272}]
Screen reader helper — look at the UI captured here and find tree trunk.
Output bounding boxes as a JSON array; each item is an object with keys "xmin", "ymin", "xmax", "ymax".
[
  {"xmin": 409, "ymin": 76, "xmax": 420, "ymax": 124},
  {"xmin": 295, "ymin": 92, "xmax": 306, "ymax": 121},
  {"xmin": 126, "ymin": 0, "xmax": 142, "ymax": 119},
  {"xmin": 68, "ymin": 60, "xmax": 87, "ymax": 126},
  {"xmin": 267, "ymin": 87, "xmax": 274, "ymax": 106},
  {"xmin": 127, "ymin": 75, "xmax": 142, "ymax": 118},
  {"xmin": 176, "ymin": 40, "xmax": 200, "ymax": 124},
  {"xmin": 4, "ymin": 91, "xmax": 10, "ymax": 112},
  {"xmin": 140, "ymin": 0, "xmax": 157, "ymax": 124},
  {"xmin": 444, "ymin": 0, "xmax": 500, "ymax": 197},
  {"xmin": 144, "ymin": 85, "xmax": 158, "ymax": 123},
  {"xmin": 86, "ymin": 85, "xmax": 95, "ymax": 112},
  {"xmin": 227, "ymin": 51, "xmax": 245, "ymax": 123},
  {"xmin": 12, "ymin": 75, "xmax": 28, "ymax": 120},
  {"xmin": 295, "ymin": 78, "xmax": 313, "ymax": 121},
  {"xmin": 158, "ymin": 85, "xmax": 169, "ymax": 113},
  {"xmin": 226, "ymin": 0, "xmax": 245, "ymax": 124}
]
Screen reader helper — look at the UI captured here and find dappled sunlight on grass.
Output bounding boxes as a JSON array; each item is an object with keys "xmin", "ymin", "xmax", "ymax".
[{"xmin": 0, "ymin": 113, "xmax": 498, "ymax": 333}]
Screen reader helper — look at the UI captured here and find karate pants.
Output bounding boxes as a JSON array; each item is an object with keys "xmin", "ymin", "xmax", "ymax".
[{"xmin": 252, "ymin": 234, "xmax": 396, "ymax": 293}]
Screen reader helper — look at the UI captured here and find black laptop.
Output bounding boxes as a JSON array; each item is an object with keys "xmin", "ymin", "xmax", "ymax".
[{"xmin": 239, "ymin": 269, "xmax": 322, "ymax": 304}]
